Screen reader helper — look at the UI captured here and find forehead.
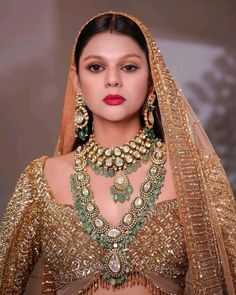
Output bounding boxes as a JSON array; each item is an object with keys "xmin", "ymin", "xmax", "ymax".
[{"xmin": 80, "ymin": 32, "xmax": 146, "ymax": 59}]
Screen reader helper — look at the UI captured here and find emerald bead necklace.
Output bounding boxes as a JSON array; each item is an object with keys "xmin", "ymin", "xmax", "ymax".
[{"xmin": 70, "ymin": 139, "xmax": 166, "ymax": 286}]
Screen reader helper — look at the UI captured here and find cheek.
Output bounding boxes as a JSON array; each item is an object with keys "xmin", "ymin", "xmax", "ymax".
[
  {"xmin": 79, "ymin": 74, "xmax": 100, "ymax": 98},
  {"xmin": 129, "ymin": 73, "xmax": 149, "ymax": 100}
]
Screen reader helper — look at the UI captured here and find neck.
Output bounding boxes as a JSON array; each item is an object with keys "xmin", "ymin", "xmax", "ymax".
[{"xmin": 92, "ymin": 118, "xmax": 141, "ymax": 147}]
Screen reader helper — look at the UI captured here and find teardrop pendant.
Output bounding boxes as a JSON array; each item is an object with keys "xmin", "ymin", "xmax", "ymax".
[
  {"xmin": 108, "ymin": 252, "xmax": 121, "ymax": 273},
  {"xmin": 102, "ymin": 249, "xmax": 130, "ymax": 285}
]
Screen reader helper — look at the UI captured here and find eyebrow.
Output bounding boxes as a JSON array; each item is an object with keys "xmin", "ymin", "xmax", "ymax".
[{"xmin": 82, "ymin": 54, "xmax": 142, "ymax": 62}]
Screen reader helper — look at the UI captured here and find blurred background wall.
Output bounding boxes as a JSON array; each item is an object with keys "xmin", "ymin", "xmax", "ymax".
[{"xmin": 1, "ymin": 0, "xmax": 236, "ymax": 217}]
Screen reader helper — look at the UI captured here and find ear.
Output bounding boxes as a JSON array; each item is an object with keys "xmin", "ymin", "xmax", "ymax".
[
  {"xmin": 146, "ymin": 85, "xmax": 154, "ymax": 100},
  {"xmin": 70, "ymin": 65, "xmax": 81, "ymax": 93},
  {"xmin": 147, "ymin": 75, "xmax": 154, "ymax": 94}
]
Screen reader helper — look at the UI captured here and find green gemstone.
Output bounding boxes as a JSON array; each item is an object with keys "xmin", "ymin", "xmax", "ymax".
[
  {"xmin": 118, "ymin": 195, "xmax": 125, "ymax": 202},
  {"xmin": 143, "ymin": 154, "xmax": 148, "ymax": 161},
  {"xmin": 127, "ymin": 186, "xmax": 133, "ymax": 193},
  {"xmin": 108, "ymin": 169, "xmax": 115, "ymax": 177},
  {"xmin": 84, "ymin": 125, "xmax": 89, "ymax": 133},
  {"xmin": 87, "ymin": 226, "xmax": 92, "ymax": 233},
  {"xmin": 146, "ymin": 128, "xmax": 155, "ymax": 140},
  {"xmin": 78, "ymin": 129, "xmax": 86, "ymax": 140},
  {"xmin": 133, "ymin": 228, "xmax": 138, "ymax": 235},
  {"xmin": 117, "ymin": 277, "xmax": 123, "ymax": 284},
  {"xmin": 94, "ymin": 167, "xmax": 100, "ymax": 174},
  {"xmin": 126, "ymin": 165, "xmax": 133, "ymax": 174},
  {"xmin": 75, "ymin": 199, "xmax": 80, "ymax": 207},
  {"xmin": 80, "ymin": 215, "xmax": 86, "ymax": 222},
  {"xmin": 147, "ymin": 200, "xmax": 153, "ymax": 206},
  {"xmin": 100, "ymin": 240, "xmax": 106, "ymax": 246}
]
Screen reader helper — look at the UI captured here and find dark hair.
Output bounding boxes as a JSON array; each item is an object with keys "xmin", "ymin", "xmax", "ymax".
[
  {"xmin": 72, "ymin": 13, "xmax": 164, "ymax": 150},
  {"xmin": 74, "ymin": 14, "xmax": 149, "ymax": 73}
]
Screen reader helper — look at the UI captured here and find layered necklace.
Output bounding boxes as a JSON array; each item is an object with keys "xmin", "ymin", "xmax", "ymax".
[
  {"xmin": 86, "ymin": 129, "xmax": 153, "ymax": 203},
  {"xmin": 70, "ymin": 134, "xmax": 166, "ymax": 286}
]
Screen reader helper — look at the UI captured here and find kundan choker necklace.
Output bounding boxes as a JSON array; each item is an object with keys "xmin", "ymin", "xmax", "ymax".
[
  {"xmin": 70, "ymin": 139, "xmax": 166, "ymax": 286},
  {"xmin": 86, "ymin": 129, "xmax": 154, "ymax": 203}
]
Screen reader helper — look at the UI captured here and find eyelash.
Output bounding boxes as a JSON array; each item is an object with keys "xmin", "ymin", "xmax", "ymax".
[
  {"xmin": 88, "ymin": 64, "xmax": 103, "ymax": 72},
  {"xmin": 123, "ymin": 64, "xmax": 138, "ymax": 72},
  {"xmin": 87, "ymin": 64, "xmax": 139, "ymax": 73}
]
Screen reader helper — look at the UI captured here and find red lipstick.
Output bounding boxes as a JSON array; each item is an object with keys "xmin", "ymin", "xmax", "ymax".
[{"xmin": 103, "ymin": 94, "xmax": 126, "ymax": 106}]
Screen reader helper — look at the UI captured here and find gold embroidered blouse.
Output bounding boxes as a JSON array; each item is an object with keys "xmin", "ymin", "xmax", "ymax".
[{"xmin": 0, "ymin": 156, "xmax": 189, "ymax": 295}]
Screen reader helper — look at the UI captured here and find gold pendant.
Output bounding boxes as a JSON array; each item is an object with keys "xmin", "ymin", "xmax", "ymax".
[{"xmin": 110, "ymin": 171, "xmax": 133, "ymax": 203}]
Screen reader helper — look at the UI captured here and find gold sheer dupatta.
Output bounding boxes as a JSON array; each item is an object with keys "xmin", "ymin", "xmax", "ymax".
[{"xmin": 54, "ymin": 12, "xmax": 236, "ymax": 294}]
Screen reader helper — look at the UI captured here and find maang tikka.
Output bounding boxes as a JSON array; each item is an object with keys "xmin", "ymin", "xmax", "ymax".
[
  {"xmin": 143, "ymin": 90, "xmax": 156, "ymax": 139},
  {"xmin": 74, "ymin": 92, "xmax": 89, "ymax": 141}
]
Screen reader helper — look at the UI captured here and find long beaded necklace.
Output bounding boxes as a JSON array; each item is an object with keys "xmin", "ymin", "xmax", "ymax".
[
  {"xmin": 70, "ymin": 139, "xmax": 166, "ymax": 286},
  {"xmin": 86, "ymin": 129, "xmax": 154, "ymax": 203}
]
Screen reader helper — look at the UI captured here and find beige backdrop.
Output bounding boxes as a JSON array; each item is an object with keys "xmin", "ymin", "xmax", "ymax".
[{"xmin": 1, "ymin": 0, "xmax": 236, "ymax": 217}]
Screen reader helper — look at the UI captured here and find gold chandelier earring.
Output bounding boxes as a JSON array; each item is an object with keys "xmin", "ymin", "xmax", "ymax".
[
  {"xmin": 143, "ymin": 90, "xmax": 156, "ymax": 139},
  {"xmin": 74, "ymin": 92, "xmax": 89, "ymax": 141}
]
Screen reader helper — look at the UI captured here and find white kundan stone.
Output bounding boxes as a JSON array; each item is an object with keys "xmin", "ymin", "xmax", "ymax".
[
  {"xmin": 143, "ymin": 182, "xmax": 151, "ymax": 192},
  {"xmin": 123, "ymin": 213, "xmax": 133, "ymax": 225},
  {"xmin": 109, "ymin": 253, "xmax": 121, "ymax": 273},
  {"xmin": 105, "ymin": 157, "xmax": 113, "ymax": 167},
  {"xmin": 75, "ymin": 112, "xmax": 84, "ymax": 124},
  {"xmin": 150, "ymin": 166, "xmax": 157, "ymax": 175},
  {"xmin": 114, "ymin": 147, "xmax": 121, "ymax": 156},
  {"xmin": 86, "ymin": 203, "xmax": 95, "ymax": 213},
  {"xmin": 107, "ymin": 228, "xmax": 121, "ymax": 238},
  {"xmin": 82, "ymin": 187, "xmax": 89, "ymax": 196},
  {"xmin": 95, "ymin": 218, "xmax": 104, "ymax": 228},
  {"xmin": 134, "ymin": 197, "xmax": 144, "ymax": 208},
  {"xmin": 117, "ymin": 175, "xmax": 124, "ymax": 184},
  {"xmin": 115, "ymin": 157, "xmax": 124, "ymax": 167},
  {"xmin": 77, "ymin": 172, "xmax": 85, "ymax": 181}
]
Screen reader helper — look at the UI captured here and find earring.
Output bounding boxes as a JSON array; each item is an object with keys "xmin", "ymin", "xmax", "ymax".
[
  {"xmin": 143, "ymin": 91, "xmax": 156, "ymax": 128},
  {"xmin": 74, "ymin": 92, "xmax": 89, "ymax": 141},
  {"xmin": 143, "ymin": 90, "xmax": 156, "ymax": 139}
]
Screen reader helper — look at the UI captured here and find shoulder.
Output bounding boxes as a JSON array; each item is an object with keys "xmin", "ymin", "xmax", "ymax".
[
  {"xmin": 43, "ymin": 152, "xmax": 75, "ymax": 178},
  {"xmin": 18, "ymin": 153, "xmax": 74, "ymax": 193},
  {"xmin": 4, "ymin": 156, "xmax": 52, "ymax": 213},
  {"xmin": 43, "ymin": 152, "xmax": 75, "ymax": 197},
  {"xmin": 26, "ymin": 152, "xmax": 75, "ymax": 175}
]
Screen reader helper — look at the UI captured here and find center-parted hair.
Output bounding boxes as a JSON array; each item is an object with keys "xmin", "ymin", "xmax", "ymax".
[
  {"xmin": 74, "ymin": 14, "xmax": 149, "ymax": 72},
  {"xmin": 72, "ymin": 13, "xmax": 164, "ymax": 149}
]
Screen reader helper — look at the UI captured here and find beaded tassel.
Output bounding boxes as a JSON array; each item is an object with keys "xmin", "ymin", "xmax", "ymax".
[{"xmin": 77, "ymin": 272, "xmax": 177, "ymax": 295}]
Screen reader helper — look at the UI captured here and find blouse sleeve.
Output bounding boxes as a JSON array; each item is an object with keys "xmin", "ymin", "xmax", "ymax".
[{"xmin": 0, "ymin": 161, "xmax": 42, "ymax": 294}]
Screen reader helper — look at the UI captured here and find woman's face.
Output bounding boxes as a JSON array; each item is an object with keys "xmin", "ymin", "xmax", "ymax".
[{"xmin": 72, "ymin": 32, "xmax": 150, "ymax": 125}]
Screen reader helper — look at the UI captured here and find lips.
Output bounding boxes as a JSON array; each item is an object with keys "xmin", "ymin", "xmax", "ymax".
[{"xmin": 103, "ymin": 94, "xmax": 126, "ymax": 106}]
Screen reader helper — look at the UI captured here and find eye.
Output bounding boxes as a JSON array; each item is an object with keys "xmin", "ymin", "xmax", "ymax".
[
  {"xmin": 87, "ymin": 64, "xmax": 104, "ymax": 72},
  {"xmin": 122, "ymin": 64, "xmax": 138, "ymax": 72}
]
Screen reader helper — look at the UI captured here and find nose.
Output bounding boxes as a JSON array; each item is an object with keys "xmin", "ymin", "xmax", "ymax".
[{"xmin": 105, "ymin": 69, "xmax": 122, "ymax": 88}]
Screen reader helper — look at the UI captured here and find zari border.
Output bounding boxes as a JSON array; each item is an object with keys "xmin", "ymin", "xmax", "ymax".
[{"xmin": 138, "ymin": 18, "xmax": 226, "ymax": 294}]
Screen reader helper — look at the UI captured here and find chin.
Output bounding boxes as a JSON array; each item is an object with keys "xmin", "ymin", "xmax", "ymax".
[{"xmin": 93, "ymin": 110, "xmax": 140, "ymax": 125}]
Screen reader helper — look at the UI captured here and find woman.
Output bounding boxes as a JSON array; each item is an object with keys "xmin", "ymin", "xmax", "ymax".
[{"xmin": 0, "ymin": 11, "xmax": 235, "ymax": 295}]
